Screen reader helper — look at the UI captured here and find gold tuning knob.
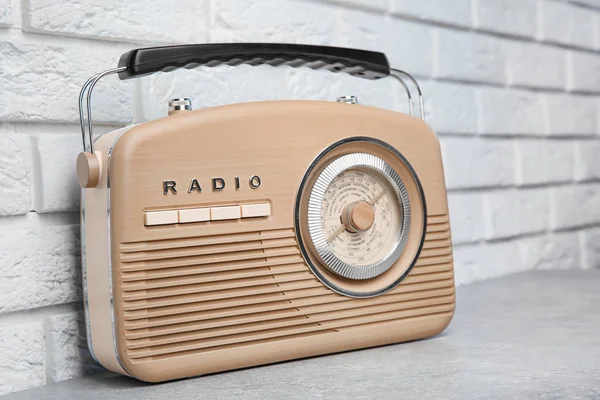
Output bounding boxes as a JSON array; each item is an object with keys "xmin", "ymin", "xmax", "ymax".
[{"xmin": 342, "ymin": 201, "xmax": 375, "ymax": 233}]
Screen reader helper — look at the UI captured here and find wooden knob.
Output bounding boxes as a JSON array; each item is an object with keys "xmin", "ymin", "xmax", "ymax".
[
  {"xmin": 342, "ymin": 201, "xmax": 375, "ymax": 233},
  {"xmin": 77, "ymin": 152, "xmax": 101, "ymax": 188}
]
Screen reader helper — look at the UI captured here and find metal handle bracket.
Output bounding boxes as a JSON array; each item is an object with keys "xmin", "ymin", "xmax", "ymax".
[{"xmin": 79, "ymin": 62, "xmax": 425, "ymax": 154}]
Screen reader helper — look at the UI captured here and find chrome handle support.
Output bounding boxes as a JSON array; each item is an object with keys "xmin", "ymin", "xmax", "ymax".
[
  {"xmin": 78, "ymin": 66, "xmax": 425, "ymax": 154},
  {"xmin": 78, "ymin": 66, "xmax": 126, "ymax": 154}
]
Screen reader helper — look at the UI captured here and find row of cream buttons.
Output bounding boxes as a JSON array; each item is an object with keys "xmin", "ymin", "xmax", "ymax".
[{"xmin": 144, "ymin": 203, "xmax": 271, "ymax": 226}]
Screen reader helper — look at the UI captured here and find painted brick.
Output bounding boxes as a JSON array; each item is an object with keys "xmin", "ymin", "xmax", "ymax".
[
  {"xmin": 567, "ymin": 0, "xmax": 600, "ymax": 9},
  {"xmin": 0, "ymin": 322, "xmax": 45, "ymax": 396},
  {"xmin": 573, "ymin": 184, "xmax": 600, "ymax": 226},
  {"xmin": 551, "ymin": 184, "xmax": 600, "ymax": 229},
  {"xmin": 34, "ymin": 134, "xmax": 81, "ymax": 213},
  {"xmin": 321, "ymin": 0, "xmax": 388, "ymax": 11},
  {"xmin": 545, "ymin": 141, "xmax": 576, "ymax": 184},
  {"xmin": 286, "ymin": 68, "xmax": 343, "ymax": 103},
  {"xmin": 453, "ymin": 240, "xmax": 524, "ymax": 286},
  {"xmin": 545, "ymin": 93, "xmax": 572, "ymax": 135},
  {"xmin": 478, "ymin": 88, "xmax": 546, "ymax": 135},
  {"xmin": 210, "ymin": 0, "xmax": 337, "ymax": 44},
  {"xmin": 23, "ymin": 0, "xmax": 206, "ymax": 44},
  {"xmin": 453, "ymin": 244, "xmax": 485, "ymax": 286},
  {"xmin": 0, "ymin": 224, "xmax": 80, "ymax": 313},
  {"xmin": 0, "ymin": 36, "xmax": 133, "ymax": 124},
  {"xmin": 440, "ymin": 137, "xmax": 515, "ymax": 190},
  {"xmin": 516, "ymin": 139, "xmax": 547, "ymax": 185},
  {"xmin": 336, "ymin": 9, "xmax": 434, "ymax": 77},
  {"xmin": 473, "ymin": 0, "xmax": 537, "ymax": 38},
  {"xmin": 570, "ymin": 95, "xmax": 599, "ymax": 134},
  {"xmin": 435, "ymin": 29, "xmax": 506, "ymax": 84},
  {"xmin": 567, "ymin": 51, "xmax": 600, "ymax": 93},
  {"xmin": 545, "ymin": 93, "xmax": 598, "ymax": 135},
  {"xmin": 0, "ymin": 135, "xmax": 32, "ymax": 215},
  {"xmin": 581, "ymin": 228, "xmax": 600, "ymax": 269},
  {"xmin": 520, "ymin": 232, "xmax": 581, "ymax": 270},
  {"xmin": 518, "ymin": 189, "xmax": 551, "ymax": 234},
  {"xmin": 540, "ymin": 0, "xmax": 596, "ymax": 49},
  {"xmin": 575, "ymin": 140, "xmax": 600, "ymax": 181},
  {"xmin": 596, "ymin": 13, "xmax": 600, "ymax": 50},
  {"xmin": 420, "ymin": 81, "xmax": 478, "ymax": 134},
  {"xmin": 597, "ymin": 14, "xmax": 600, "ymax": 51},
  {"xmin": 0, "ymin": 0, "xmax": 11, "ymax": 27},
  {"xmin": 505, "ymin": 42, "xmax": 566, "ymax": 90},
  {"xmin": 45, "ymin": 312, "xmax": 95, "ymax": 383},
  {"xmin": 447, "ymin": 192, "xmax": 484, "ymax": 245},
  {"xmin": 516, "ymin": 139, "xmax": 575, "ymax": 185},
  {"xmin": 483, "ymin": 188, "xmax": 550, "ymax": 240},
  {"xmin": 391, "ymin": 0, "xmax": 472, "ymax": 27}
]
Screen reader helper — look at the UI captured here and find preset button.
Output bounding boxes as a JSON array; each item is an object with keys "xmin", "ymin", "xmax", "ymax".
[
  {"xmin": 210, "ymin": 205, "xmax": 241, "ymax": 221},
  {"xmin": 144, "ymin": 210, "xmax": 178, "ymax": 226},
  {"xmin": 178, "ymin": 208, "xmax": 210, "ymax": 223},
  {"xmin": 241, "ymin": 203, "xmax": 271, "ymax": 218}
]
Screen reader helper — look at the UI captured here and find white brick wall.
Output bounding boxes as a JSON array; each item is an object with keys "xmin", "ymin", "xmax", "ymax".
[
  {"xmin": 23, "ymin": 0, "xmax": 207, "ymax": 44},
  {"xmin": 0, "ymin": 0, "xmax": 11, "ymax": 27},
  {"xmin": 539, "ymin": 0, "xmax": 596, "ymax": 49},
  {"xmin": 0, "ymin": 0, "xmax": 599, "ymax": 394},
  {"xmin": 473, "ymin": 0, "xmax": 537, "ymax": 38},
  {"xmin": 0, "ymin": 322, "xmax": 45, "ymax": 394}
]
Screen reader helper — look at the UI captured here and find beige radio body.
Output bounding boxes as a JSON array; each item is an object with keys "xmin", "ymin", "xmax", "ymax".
[
  {"xmin": 81, "ymin": 100, "xmax": 454, "ymax": 382},
  {"xmin": 78, "ymin": 43, "xmax": 454, "ymax": 382}
]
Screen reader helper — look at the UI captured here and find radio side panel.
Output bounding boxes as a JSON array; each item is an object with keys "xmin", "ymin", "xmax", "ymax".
[
  {"xmin": 105, "ymin": 101, "xmax": 454, "ymax": 381},
  {"xmin": 81, "ymin": 127, "xmax": 131, "ymax": 376}
]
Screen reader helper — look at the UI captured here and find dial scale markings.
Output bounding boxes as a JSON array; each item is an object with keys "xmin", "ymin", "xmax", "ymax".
[{"xmin": 320, "ymin": 169, "xmax": 402, "ymax": 266}]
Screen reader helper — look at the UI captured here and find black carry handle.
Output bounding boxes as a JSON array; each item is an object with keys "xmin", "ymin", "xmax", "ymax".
[{"xmin": 117, "ymin": 43, "xmax": 390, "ymax": 80}]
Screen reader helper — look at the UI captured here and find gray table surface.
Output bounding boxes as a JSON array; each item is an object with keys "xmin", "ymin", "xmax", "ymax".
[{"xmin": 4, "ymin": 270, "xmax": 600, "ymax": 399}]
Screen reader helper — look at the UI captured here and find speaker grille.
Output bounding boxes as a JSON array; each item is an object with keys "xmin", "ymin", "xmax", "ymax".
[{"xmin": 118, "ymin": 215, "xmax": 453, "ymax": 362}]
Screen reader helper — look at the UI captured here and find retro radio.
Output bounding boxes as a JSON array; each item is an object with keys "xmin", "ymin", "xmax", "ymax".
[{"xmin": 77, "ymin": 43, "xmax": 455, "ymax": 382}]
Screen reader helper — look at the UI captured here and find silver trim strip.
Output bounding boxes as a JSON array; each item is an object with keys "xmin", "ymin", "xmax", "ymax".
[{"xmin": 80, "ymin": 191, "xmax": 99, "ymax": 364}]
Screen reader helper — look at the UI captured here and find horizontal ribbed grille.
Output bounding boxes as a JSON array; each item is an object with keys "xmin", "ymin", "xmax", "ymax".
[{"xmin": 119, "ymin": 216, "xmax": 453, "ymax": 362}]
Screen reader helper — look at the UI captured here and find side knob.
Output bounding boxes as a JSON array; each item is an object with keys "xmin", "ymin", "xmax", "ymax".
[{"xmin": 77, "ymin": 152, "xmax": 101, "ymax": 188}]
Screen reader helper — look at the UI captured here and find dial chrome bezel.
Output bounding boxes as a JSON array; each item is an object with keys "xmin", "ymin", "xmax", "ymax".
[{"xmin": 307, "ymin": 153, "xmax": 411, "ymax": 280}]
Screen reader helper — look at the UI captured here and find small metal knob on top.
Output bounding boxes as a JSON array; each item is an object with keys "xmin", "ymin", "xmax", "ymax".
[
  {"xmin": 336, "ymin": 95, "xmax": 358, "ymax": 105},
  {"xmin": 168, "ymin": 98, "xmax": 192, "ymax": 115}
]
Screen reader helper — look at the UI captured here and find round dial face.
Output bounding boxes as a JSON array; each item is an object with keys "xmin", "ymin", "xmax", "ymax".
[
  {"xmin": 307, "ymin": 153, "xmax": 411, "ymax": 280},
  {"xmin": 322, "ymin": 168, "xmax": 402, "ymax": 266}
]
